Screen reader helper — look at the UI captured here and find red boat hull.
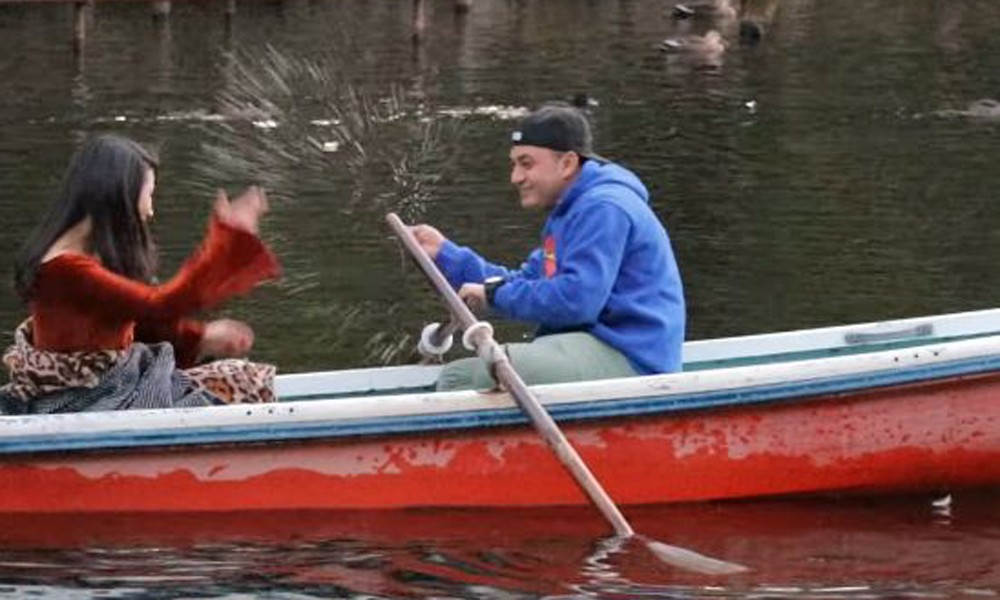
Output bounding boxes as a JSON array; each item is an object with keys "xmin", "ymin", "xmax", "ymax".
[{"xmin": 1, "ymin": 374, "xmax": 997, "ymax": 513}]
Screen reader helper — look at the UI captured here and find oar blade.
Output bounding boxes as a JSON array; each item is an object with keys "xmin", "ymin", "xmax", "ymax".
[{"xmin": 643, "ymin": 538, "xmax": 748, "ymax": 576}]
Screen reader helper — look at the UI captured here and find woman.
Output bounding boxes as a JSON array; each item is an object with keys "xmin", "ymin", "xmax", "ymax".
[{"xmin": 0, "ymin": 134, "xmax": 281, "ymax": 414}]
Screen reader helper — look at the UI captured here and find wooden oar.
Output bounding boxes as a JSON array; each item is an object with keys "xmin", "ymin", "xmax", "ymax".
[{"xmin": 386, "ymin": 213, "xmax": 747, "ymax": 576}]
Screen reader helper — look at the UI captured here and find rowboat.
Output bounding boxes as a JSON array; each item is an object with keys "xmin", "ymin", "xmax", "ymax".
[{"xmin": 1, "ymin": 307, "xmax": 999, "ymax": 515}]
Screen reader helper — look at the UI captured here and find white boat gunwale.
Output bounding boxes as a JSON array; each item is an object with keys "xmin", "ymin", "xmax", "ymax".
[
  {"xmin": 682, "ymin": 306, "xmax": 1000, "ymax": 363},
  {"xmin": 1, "ymin": 329, "xmax": 999, "ymax": 455}
]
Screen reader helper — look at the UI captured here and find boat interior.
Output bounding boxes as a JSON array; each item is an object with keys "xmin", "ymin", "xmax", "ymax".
[{"xmin": 274, "ymin": 307, "xmax": 1000, "ymax": 402}]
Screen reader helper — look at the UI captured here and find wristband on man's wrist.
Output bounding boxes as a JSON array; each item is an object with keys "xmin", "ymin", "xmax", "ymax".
[{"xmin": 483, "ymin": 276, "xmax": 506, "ymax": 307}]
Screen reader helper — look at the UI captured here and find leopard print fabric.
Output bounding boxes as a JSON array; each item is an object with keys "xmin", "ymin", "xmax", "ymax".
[
  {"xmin": 2, "ymin": 319, "xmax": 276, "ymax": 405},
  {"xmin": 2, "ymin": 320, "xmax": 122, "ymax": 401},
  {"xmin": 185, "ymin": 359, "xmax": 276, "ymax": 404}
]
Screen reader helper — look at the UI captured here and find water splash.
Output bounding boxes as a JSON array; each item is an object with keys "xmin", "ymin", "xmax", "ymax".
[
  {"xmin": 187, "ymin": 45, "xmax": 463, "ymax": 366},
  {"xmin": 196, "ymin": 44, "xmax": 458, "ymax": 223}
]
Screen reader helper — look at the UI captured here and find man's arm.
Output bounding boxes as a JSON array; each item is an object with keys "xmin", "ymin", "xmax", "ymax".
[
  {"xmin": 411, "ymin": 223, "xmax": 531, "ymax": 289},
  {"xmin": 436, "ymin": 240, "xmax": 544, "ymax": 289},
  {"xmin": 491, "ymin": 202, "xmax": 631, "ymax": 328}
]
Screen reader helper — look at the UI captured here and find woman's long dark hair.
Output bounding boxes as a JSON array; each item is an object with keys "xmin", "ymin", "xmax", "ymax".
[{"xmin": 14, "ymin": 134, "xmax": 159, "ymax": 301}]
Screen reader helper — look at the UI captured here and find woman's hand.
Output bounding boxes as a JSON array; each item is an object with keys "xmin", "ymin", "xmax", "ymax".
[
  {"xmin": 215, "ymin": 185, "xmax": 269, "ymax": 235},
  {"xmin": 198, "ymin": 318, "xmax": 255, "ymax": 360},
  {"xmin": 410, "ymin": 224, "xmax": 446, "ymax": 259}
]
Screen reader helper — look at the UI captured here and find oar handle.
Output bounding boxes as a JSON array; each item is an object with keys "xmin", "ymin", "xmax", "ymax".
[
  {"xmin": 387, "ymin": 213, "xmax": 481, "ymax": 330},
  {"xmin": 386, "ymin": 212, "xmax": 634, "ymax": 537}
]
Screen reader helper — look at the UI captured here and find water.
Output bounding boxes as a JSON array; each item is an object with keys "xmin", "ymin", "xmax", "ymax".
[
  {"xmin": 0, "ymin": 495, "xmax": 996, "ymax": 598},
  {"xmin": 0, "ymin": 0, "xmax": 999, "ymax": 596},
  {"xmin": 3, "ymin": 0, "xmax": 1000, "ymax": 371}
]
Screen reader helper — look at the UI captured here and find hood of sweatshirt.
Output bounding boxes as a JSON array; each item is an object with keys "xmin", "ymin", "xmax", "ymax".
[{"xmin": 553, "ymin": 159, "xmax": 650, "ymax": 217}]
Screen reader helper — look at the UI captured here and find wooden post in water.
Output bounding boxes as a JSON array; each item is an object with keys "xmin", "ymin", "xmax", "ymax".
[
  {"xmin": 224, "ymin": 0, "xmax": 236, "ymax": 32},
  {"xmin": 72, "ymin": 0, "xmax": 87, "ymax": 56},
  {"xmin": 151, "ymin": 0, "xmax": 171, "ymax": 22},
  {"xmin": 411, "ymin": 0, "xmax": 426, "ymax": 42},
  {"xmin": 454, "ymin": 0, "xmax": 471, "ymax": 14}
]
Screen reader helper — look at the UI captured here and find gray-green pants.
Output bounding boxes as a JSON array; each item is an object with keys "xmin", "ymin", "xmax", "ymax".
[{"xmin": 436, "ymin": 331, "xmax": 638, "ymax": 391}]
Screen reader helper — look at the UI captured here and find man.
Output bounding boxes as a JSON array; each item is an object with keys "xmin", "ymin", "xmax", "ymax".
[{"xmin": 412, "ymin": 103, "xmax": 685, "ymax": 391}]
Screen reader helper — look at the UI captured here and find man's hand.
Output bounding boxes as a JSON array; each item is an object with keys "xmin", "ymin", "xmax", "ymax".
[
  {"xmin": 410, "ymin": 224, "xmax": 446, "ymax": 259},
  {"xmin": 459, "ymin": 283, "xmax": 487, "ymax": 315},
  {"xmin": 199, "ymin": 318, "xmax": 254, "ymax": 360}
]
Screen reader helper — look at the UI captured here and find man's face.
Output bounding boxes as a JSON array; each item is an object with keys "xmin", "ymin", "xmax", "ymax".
[{"xmin": 509, "ymin": 145, "xmax": 577, "ymax": 210}]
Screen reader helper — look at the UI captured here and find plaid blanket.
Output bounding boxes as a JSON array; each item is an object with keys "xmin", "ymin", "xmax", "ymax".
[{"xmin": 0, "ymin": 321, "xmax": 221, "ymax": 415}]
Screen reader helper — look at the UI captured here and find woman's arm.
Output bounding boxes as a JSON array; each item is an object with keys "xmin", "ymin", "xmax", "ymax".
[
  {"xmin": 134, "ymin": 317, "xmax": 206, "ymax": 367},
  {"xmin": 39, "ymin": 216, "xmax": 279, "ymax": 321},
  {"xmin": 39, "ymin": 187, "xmax": 279, "ymax": 328}
]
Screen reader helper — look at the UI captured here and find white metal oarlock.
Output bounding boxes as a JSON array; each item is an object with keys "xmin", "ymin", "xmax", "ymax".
[
  {"xmin": 462, "ymin": 321, "xmax": 494, "ymax": 351},
  {"xmin": 476, "ymin": 339, "xmax": 507, "ymax": 366},
  {"xmin": 417, "ymin": 322, "xmax": 454, "ymax": 358}
]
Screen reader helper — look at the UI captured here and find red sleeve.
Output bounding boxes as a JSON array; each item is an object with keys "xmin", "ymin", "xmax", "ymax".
[
  {"xmin": 40, "ymin": 216, "xmax": 281, "ymax": 324},
  {"xmin": 134, "ymin": 317, "xmax": 206, "ymax": 368}
]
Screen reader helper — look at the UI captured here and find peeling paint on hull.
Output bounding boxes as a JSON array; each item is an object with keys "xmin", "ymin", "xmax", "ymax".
[{"xmin": 1, "ymin": 375, "xmax": 996, "ymax": 513}]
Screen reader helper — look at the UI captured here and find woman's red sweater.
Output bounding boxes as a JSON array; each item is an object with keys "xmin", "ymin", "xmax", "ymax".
[{"xmin": 29, "ymin": 217, "xmax": 280, "ymax": 368}]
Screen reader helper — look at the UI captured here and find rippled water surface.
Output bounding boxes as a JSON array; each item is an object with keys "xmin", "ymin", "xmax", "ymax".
[
  {"xmin": 2, "ymin": 0, "xmax": 1000, "ymax": 370},
  {"xmin": 0, "ymin": 0, "xmax": 999, "ymax": 596},
  {"xmin": 0, "ymin": 495, "xmax": 997, "ymax": 598}
]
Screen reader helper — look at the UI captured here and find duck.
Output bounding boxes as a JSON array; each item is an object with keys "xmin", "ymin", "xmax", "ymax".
[
  {"xmin": 570, "ymin": 93, "xmax": 600, "ymax": 109},
  {"xmin": 659, "ymin": 29, "xmax": 727, "ymax": 56},
  {"xmin": 966, "ymin": 98, "xmax": 1000, "ymax": 118},
  {"xmin": 670, "ymin": 0, "xmax": 737, "ymax": 21},
  {"xmin": 931, "ymin": 98, "xmax": 1000, "ymax": 120},
  {"xmin": 659, "ymin": 30, "xmax": 727, "ymax": 69}
]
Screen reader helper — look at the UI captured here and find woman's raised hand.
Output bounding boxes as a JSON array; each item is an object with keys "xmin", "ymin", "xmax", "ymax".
[{"xmin": 214, "ymin": 185, "xmax": 269, "ymax": 235}]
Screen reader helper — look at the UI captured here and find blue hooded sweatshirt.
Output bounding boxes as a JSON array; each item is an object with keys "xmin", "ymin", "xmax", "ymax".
[{"xmin": 435, "ymin": 159, "xmax": 685, "ymax": 374}]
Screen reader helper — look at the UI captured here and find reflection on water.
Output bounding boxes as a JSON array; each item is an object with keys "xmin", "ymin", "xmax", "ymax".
[{"xmin": 0, "ymin": 494, "xmax": 997, "ymax": 598}]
